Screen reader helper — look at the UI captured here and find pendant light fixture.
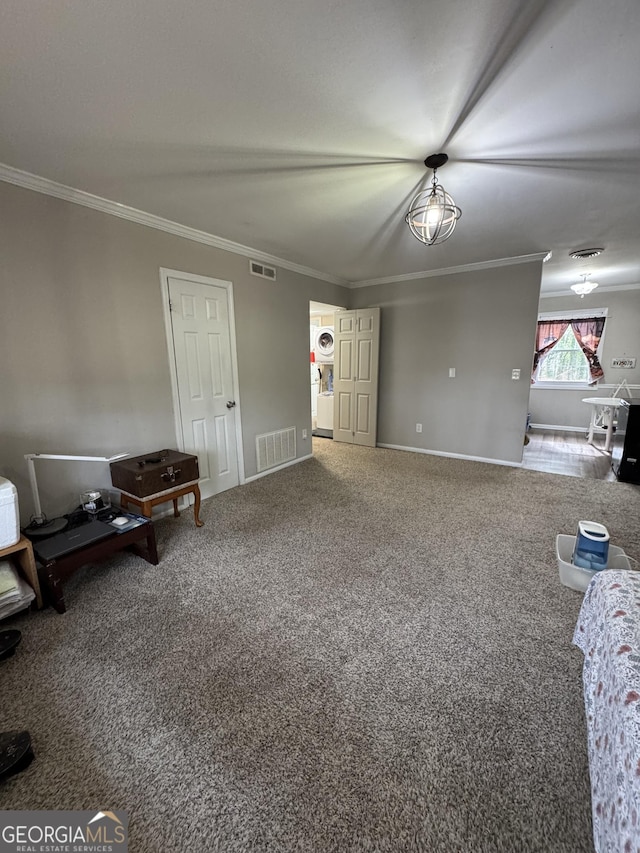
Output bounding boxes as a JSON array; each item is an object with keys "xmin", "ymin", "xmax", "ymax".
[
  {"xmin": 405, "ymin": 153, "xmax": 461, "ymax": 246},
  {"xmin": 571, "ymin": 273, "xmax": 599, "ymax": 298}
]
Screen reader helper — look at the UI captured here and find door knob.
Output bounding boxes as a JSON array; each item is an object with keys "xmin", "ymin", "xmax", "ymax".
[{"xmin": 226, "ymin": 400, "xmax": 236, "ymax": 409}]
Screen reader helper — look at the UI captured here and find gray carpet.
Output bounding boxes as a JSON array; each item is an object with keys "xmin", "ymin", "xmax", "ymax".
[{"xmin": 2, "ymin": 440, "xmax": 640, "ymax": 852}]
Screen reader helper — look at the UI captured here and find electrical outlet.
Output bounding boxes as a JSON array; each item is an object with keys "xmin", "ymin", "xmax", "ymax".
[
  {"xmin": 302, "ymin": 429, "xmax": 308, "ymax": 439},
  {"xmin": 416, "ymin": 423, "xmax": 422, "ymax": 433}
]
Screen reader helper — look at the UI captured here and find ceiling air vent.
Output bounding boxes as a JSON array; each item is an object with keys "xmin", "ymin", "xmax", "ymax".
[
  {"xmin": 249, "ymin": 260, "xmax": 277, "ymax": 280},
  {"xmin": 569, "ymin": 247, "xmax": 604, "ymax": 259}
]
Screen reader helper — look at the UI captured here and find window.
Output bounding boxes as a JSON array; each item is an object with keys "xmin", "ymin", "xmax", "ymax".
[
  {"xmin": 532, "ymin": 309, "xmax": 607, "ymax": 386},
  {"xmin": 536, "ymin": 324, "xmax": 590, "ymax": 383}
]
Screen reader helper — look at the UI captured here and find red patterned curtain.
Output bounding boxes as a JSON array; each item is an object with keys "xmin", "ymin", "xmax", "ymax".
[
  {"xmin": 532, "ymin": 320, "xmax": 569, "ymax": 380},
  {"xmin": 572, "ymin": 318, "xmax": 606, "ymax": 382}
]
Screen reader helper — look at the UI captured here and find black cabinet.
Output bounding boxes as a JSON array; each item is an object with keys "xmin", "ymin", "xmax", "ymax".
[{"xmin": 612, "ymin": 401, "xmax": 640, "ymax": 484}]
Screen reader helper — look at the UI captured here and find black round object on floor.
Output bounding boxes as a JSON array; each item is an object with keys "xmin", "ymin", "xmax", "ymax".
[
  {"xmin": 0, "ymin": 731, "xmax": 34, "ymax": 780},
  {"xmin": 0, "ymin": 630, "xmax": 22, "ymax": 661}
]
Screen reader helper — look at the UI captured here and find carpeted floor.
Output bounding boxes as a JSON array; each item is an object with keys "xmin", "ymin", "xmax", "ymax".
[{"xmin": 2, "ymin": 439, "xmax": 640, "ymax": 852}]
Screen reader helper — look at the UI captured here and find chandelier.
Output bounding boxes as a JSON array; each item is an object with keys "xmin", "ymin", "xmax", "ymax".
[
  {"xmin": 405, "ymin": 153, "xmax": 461, "ymax": 246},
  {"xmin": 571, "ymin": 274, "xmax": 599, "ymax": 298}
]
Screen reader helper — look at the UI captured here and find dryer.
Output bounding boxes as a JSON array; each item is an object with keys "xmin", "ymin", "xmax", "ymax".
[{"xmin": 313, "ymin": 326, "xmax": 335, "ymax": 363}]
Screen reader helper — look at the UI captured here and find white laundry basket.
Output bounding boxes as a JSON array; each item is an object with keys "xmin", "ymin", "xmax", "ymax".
[{"xmin": 556, "ymin": 534, "xmax": 632, "ymax": 592}]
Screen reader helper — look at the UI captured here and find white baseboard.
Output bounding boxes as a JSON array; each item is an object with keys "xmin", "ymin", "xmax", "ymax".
[
  {"xmin": 243, "ymin": 453, "xmax": 313, "ymax": 483},
  {"xmin": 529, "ymin": 423, "xmax": 626, "ymax": 438},
  {"xmin": 377, "ymin": 443, "xmax": 522, "ymax": 468},
  {"xmin": 529, "ymin": 423, "xmax": 587, "ymax": 433}
]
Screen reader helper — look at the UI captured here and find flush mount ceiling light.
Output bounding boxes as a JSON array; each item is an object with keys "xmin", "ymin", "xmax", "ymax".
[
  {"xmin": 571, "ymin": 273, "xmax": 599, "ymax": 298},
  {"xmin": 405, "ymin": 153, "xmax": 461, "ymax": 246},
  {"xmin": 569, "ymin": 247, "xmax": 604, "ymax": 259}
]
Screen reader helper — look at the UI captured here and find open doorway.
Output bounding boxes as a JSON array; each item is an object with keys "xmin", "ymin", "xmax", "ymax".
[{"xmin": 309, "ymin": 300, "xmax": 345, "ymax": 439}]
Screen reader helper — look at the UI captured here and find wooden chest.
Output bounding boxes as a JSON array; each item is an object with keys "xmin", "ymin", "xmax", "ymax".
[{"xmin": 110, "ymin": 449, "xmax": 200, "ymax": 498}]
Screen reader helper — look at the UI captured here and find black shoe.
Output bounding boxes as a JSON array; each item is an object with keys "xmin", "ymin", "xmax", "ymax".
[
  {"xmin": 0, "ymin": 630, "xmax": 22, "ymax": 661},
  {"xmin": 0, "ymin": 731, "xmax": 34, "ymax": 780}
]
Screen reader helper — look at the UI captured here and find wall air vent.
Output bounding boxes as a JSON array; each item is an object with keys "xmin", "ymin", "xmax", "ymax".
[
  {"xmin": 256, "ymin": 427, "xmax": 296, "ymax": 473},
  {"xmin": 569, "ymin": 247, "xmax": 604, "ymax": 259},
  {"xmin": 249, "ymin": 260, "xmax": 277, "ymax": 280}
]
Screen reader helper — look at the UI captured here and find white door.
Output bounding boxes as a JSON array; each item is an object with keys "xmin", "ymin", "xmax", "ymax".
[
  {"xmin": 163, "ymin": 270, "xmax": 241, "ymax": 500},
  {"xmin": 333, "ymin": 307, "xmax": 380, "ymax": 447}
]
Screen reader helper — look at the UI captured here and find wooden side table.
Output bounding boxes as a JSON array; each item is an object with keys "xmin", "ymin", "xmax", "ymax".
[
  {"xmin": 36, "ymin": 518, "xmax": 159, "ymax": 614},
  {"xmin": 0, "ymin": 535, "xmax": 43, "ymax": 609},
  {"xmin": 118, "ymin": 480, "xmax": 204, "ymax": 527}
]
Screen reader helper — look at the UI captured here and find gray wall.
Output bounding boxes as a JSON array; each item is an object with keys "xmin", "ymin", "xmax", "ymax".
[
  {"xmin": 529, "ymin": 288, "xmax": 640, "ymax": 429},
  {"xmin": 349, "ymin": 260, "xmax": 543, "ymax": 463},
  {"xmin": 0, "ymin": 181, "xmax": 347, "ymax": 520}
]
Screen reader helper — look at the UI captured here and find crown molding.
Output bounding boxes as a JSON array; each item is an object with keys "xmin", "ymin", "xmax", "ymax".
[
  {"xmin": 540, "ymin": 283, "xmax": 640, "ymax": 298},
  {"xmin": 348, "ymin": 253, "xmax": 547, "ymax": 288},
  {"xmin": 10, "ymin": 161, "xmax": 634, "ymax": 297},
  {"xmin": 0, "ymin": 162, "xmax": 348, "ymax": 288}
]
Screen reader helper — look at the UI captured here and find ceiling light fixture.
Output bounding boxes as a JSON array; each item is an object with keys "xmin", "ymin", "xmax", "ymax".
[
  {"xmin": 405, "ymin": 153, "xmax": 461, "ymax": 246},
  {"xmin": 571, "ymin": 274, "xmax": 599, "ymax": 298}
]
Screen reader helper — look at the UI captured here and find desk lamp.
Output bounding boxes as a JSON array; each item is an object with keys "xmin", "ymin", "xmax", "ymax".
[{"xmin": 24, "ymin": 453, "xmax": 128, "ymax": 537}]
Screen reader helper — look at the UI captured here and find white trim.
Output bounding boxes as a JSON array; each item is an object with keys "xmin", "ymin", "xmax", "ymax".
[
  {"xmin": 377, "ymin": 443, "xmax": 522, "ymax": 468},
  {"xmin": 3, "ymin": 160, "xmax": 640, "ymax": 297},
  {"xmin": 160, "ymin": 271, "xmax": 186, "ymax": 453},
  {"xmin": 541, "ymin": 283, "xmax": 640, "ymax": 298},
  {"xmin": 0, "ymin": 162, "xmax": 346, "ymax": 287},
  {"xmin": 532, "ymin": 382, "xmax": 600, "ymax": 391},
  {"xmin": 529, "ymin": 423, "xmax": 627, "ymax": 438},
  {"xmin": 531, "ymin": 383, "xmax": 640, "ymax": 392},
  {"xmin": 528, "ymin": 424, "xmax": 587, "ymax": 433},
  {"xmin": 225, "ymin": 281, "xmax": 246, "ymax": 485},
  {"xmin": 243, "ymin": 452, "xmax": 312, "ymax": 482},
  {"xmin": 538, "ymin": 306, "xmax": 608, "ymax": 321},
  {"xmin": 158, "ymin": 268, "xmax": 246, "ymax": 487},
  {"xmin": 349, "ymin": 253, "xmax": 547, "ymax": 288}
]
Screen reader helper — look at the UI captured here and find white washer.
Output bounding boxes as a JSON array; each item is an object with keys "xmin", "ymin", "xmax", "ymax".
[{"xmin": 313, "ymin": 326, "xmax": 334, "ymax": 363}]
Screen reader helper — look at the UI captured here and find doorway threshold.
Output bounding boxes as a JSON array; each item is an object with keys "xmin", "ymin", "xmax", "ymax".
[{"xmin": 312, "ymin": 429, "xmax": 333, "ymax": 439}]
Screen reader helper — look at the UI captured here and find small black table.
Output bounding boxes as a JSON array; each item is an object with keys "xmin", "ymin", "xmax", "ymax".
[{"xmin": 36, "ymin": 516, "xmax": 158, "ymax": 614}]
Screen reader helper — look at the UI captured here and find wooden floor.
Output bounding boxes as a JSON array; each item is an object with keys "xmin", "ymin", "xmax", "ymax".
[{"xmin": 521, "ymin": 429, "xmax": 616, "ymax": 480}]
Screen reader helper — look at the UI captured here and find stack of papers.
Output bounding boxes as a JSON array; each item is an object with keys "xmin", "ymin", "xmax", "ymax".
[{"xmin": 0, "ymin": 560, "xmax": 35, "ymax": 620}]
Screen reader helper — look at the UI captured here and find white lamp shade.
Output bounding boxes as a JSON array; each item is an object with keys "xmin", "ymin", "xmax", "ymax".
[{"xmin": 571, "ymin": 281, "xmax": 599, "ymax": 296}]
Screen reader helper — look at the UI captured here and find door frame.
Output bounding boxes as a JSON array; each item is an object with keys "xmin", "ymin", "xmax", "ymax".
[{"xmin": 159, "ymin": 267, "xmax": 245, "ymax": 486}]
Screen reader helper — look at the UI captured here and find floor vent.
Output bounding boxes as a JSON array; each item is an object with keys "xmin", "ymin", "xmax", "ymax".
[
  {"xmin": 256, "ymin": 427, "xmax": 296, "ymax": 473},
  {"xmin": 250, "ymin": 260, "xmax": 277, "ymax": 280}
]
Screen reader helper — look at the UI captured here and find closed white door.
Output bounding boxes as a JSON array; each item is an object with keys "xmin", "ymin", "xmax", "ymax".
[
  {"xmin": 333, "ymin": 307, "xmax": 380, "ymax": 447},
  {"xmin": 164, "ymin": 271, "xmax": 241, "ymax": 500}
]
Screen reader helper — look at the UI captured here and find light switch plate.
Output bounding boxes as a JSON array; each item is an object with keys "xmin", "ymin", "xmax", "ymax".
[{"xmin": 511, "ymin": 369, "xmax": 521, "ymax": 380}]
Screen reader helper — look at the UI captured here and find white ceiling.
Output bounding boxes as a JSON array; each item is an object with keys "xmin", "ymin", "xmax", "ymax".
[{"xmin": 1, "ymin": 0, "xmax": 639, "ymax": 295}]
